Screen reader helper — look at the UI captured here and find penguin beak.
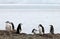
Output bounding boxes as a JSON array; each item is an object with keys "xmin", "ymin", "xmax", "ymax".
[
  {"xmin": 49, "ymin": 25, "xmax": 52, "ymax": 26},
  {"xmin": 21, "ymin": 24, "xmax": 23, "ymax": 25},
  {"xmin": 20, "ymin": 23, "xmax": 23, "ymax": 25}
]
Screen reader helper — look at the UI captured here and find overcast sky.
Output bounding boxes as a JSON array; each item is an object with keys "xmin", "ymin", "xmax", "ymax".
[
  {"xmin": 0, "ymin": 9, "xmax": 60, "ymax": 34},
  {"xmin": 0, "ymin": 0, "xmax": 60, "ymax": 4},
  {"xmin": 0, "ymin": 0, "xmax": 60, "ymax": 34}
]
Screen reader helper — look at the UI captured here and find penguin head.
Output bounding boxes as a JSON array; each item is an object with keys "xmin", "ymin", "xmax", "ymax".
[
  {"xmin": 10, "ymin": 22, "xmax": 13, "ymax": 24},
  {"xmin": 33, "ymin": 29, "xmax": 36, "ymax": 30},
  {"xmin": 5, "ymin": 21, "xmax": 11, "ymax": 25},
  {"xmin": 19, "ymin": 23, "xmax": 23, "ymax": 25},
  {"xmin": 49, "ymin": 25, "xmax": 53, "ymax": 27},
  {"xmin": 5, "ymin": 21, "xmax": 10, "ymax": 23},
  {"xmin": 39, "ymin": 24, "xmax": 42, "ymax": 27}
]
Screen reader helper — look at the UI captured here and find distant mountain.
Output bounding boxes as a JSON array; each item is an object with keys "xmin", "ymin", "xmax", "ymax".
[{"xmin": 0, "ymin": 0, "xmax": 60, "ymax": 4}]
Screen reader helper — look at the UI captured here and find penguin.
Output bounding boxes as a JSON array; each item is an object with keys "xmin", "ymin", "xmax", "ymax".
[
  {"xmin": 10, "ymin": 22, "xmax": 15, "ymax": 31},
  {"xmin": 39, "ymin": 24, "xmax": 44, "ymax": 34},
  {"xmin": 5, "ymin": 21, "xmax": 12, "ymax": 32},
  {"xmin": 38, "ymin": 24, "xmax": 44, "ymax": 34},
  {"xmin": 16, "ymin": 23, "xmax": 22, "ymax": 34},
  {"xmin": 50, "ymin": 25, "xmax": 54, "ymax": 34},
  {"xmin": 32, "ymin": 28, "xmax": 38, "ymax": 34}
]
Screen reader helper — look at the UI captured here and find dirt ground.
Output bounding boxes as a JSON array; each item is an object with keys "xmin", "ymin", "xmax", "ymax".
[{"xmin": 0, "ymin": 30, "xmax": 60, "ymax": 39}]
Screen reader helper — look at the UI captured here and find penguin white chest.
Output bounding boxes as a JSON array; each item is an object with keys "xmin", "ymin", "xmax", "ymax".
[
  {"xmin": 5, "ymin": 23, "xmax": 12, "ymax": 31},
  {"xmin": 19, "ymin": 29, "xmax": 22, "ymax": 33},
  {"xmin": 38, "ymin": 27, "xmax": 43, "ymax": 34}
]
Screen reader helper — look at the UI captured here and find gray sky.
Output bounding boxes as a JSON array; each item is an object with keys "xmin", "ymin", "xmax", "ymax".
[
  {"xmin": 0, "ymin": 9, "xmax": 60, "ymax": 34},
  {"xmin": 0, "ymin": 0, "xmax": 60, "ymax": 4},
  {"xmin": 0, "ymin": 0, "xmax": 60, "ymax": 34}
]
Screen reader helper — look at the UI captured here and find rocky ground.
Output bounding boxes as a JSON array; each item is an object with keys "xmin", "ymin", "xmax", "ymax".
[{"xmin": 0, "ymin": 30, "xmax": 60, "ymax": 39}]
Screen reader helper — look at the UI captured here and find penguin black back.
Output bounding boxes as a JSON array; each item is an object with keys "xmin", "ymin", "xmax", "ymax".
[
  {"xmin": 42, "ymin": 26, "xmax": 44, "ymax": 33},
  {"xmin": 17, "ymin": 24, "xmax": 21, "ymax": 30},
  {"xmin": 39, "ymin": 24, "xmax": 44, "ymax": 33},
  {"xmin": 32, "ymin": 29, "xmax": 36, "ymax": 33},
  {"xmin": 11, "ymin": 22, "xmax": 14, "ymax": 30},
  {"xmin": 50, "ymin": 25, "xmax": 54, "ymax": 34},
  {"xmin": 16, "ymin": 23, "xmax": 22, "ymax": 34}
]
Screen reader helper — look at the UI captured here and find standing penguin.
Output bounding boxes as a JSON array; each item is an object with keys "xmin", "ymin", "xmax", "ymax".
[
  {"xmin": 38, "ymin": 24, "xmax": 44, "ymax": 34},
  {"xmin": 5, "ymin": 21, "xmax": 12, "ymax": 32},
  {"xmin": 16, "ymin": 23, "xmax": 22, "ymax": 34},
  {"xmin": 50, "ymin": 25, "xmax": 54, "ymax": 34},
  {"xmin": 10, "ymin": 22, "xmax": 15, "ymax": 31}
]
